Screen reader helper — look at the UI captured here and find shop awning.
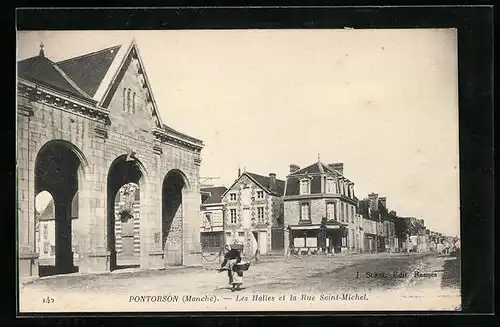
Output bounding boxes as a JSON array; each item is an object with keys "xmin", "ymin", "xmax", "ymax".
[{"xmin": 289, "ymin": 224, "xmax": 343, "ymax": 230}]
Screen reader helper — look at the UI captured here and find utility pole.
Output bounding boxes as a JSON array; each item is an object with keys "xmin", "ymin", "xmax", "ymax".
[{"xmin": 200, "ymin": 177, "xmax": 221, "ymax": 188}]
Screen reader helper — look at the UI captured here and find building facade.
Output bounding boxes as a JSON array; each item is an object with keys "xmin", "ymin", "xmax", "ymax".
[
  {"xmin": 283, "ymin": 161, "xmax": 359, "ymax": 254},
  {"xmin": 221, "ymin": 171, "xmax": 285, "ymax": 255},
  {"xmin": 200, "ymin": 186, "xmax": 227, "ymax": 253},
  {"xmin": 358, "ymin": 193, "xmax": 397, "ymax": 253},
  {"xmin": 17, "ymin": 41, "xmax": 204, "ymax": 279}
]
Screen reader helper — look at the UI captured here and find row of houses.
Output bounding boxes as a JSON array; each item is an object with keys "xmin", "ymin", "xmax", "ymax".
[
  {"xmin": 34, "ymin": 159, "xmax": 455, "ymax": 262},
  {"xmin": 200, "ymin": 159, "xmax": 456, "ymax": 256}
]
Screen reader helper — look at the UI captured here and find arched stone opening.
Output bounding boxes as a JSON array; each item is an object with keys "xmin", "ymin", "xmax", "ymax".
[
  {"xmin": 34, "ymin": 140, "xmax": 84, "ymax": 276},
  {"xmin": 162, "ymin": 170, "xmax": 190, "ymax": 266},
  {"xmin": 107, "ymin": 155, "xmax": 145, "ymax": 271}
]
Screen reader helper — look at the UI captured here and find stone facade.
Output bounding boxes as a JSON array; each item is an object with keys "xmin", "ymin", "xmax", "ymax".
[
  {"xmin": 221, "ymin": 172, "xmax": 285, "ymax": 255},
  {"xmin": 283, "ymin": 161, "xmax": 359, "ymax": 254},
  {"xmin": 358, "ymin": 193, "xmax": 399, "ymax": 253},
  {"xmin": 283, "ymin": 198, "xmax": 358, "ymax": 227},
  {"xmin": 17, "ymin": 41, "xmax": 204, "ymax": 279}
]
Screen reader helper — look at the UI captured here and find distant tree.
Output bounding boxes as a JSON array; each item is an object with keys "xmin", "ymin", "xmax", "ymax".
[
  {"xmin": 394, "ymin": 216, "xmax": 409, "ymax": 239},
  {"xmin": 117, "ymin": 183, "xmax": 137, "ymax": 223}
]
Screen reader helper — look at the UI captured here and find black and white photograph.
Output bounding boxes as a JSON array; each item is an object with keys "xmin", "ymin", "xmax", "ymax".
[{"xmin": 17, "ymin": 26, "xmax": 463, "ymax": 312}]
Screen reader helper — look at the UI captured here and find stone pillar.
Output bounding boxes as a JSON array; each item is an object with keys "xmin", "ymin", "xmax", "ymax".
[
  {"xmin": 182, "ymin": 191, "xmax": 202, "ymax": 267},
  {"xmin": 53, "ymin": 192, "xmax": 74, "ymax": 273},
  {"xmin": 78, "ymin": 163, "xmax": 109, "ymax": 273},
  {"xmin": 18, "ymin": 114, "xmax": 39, "ymax": 280},
  {"xmin": 141, "ymin": 179, "xmax": 164, "ymax": 270},
  {"xmin": 139, "ymin": 179, "xmax": 149, "ymax": 269}
]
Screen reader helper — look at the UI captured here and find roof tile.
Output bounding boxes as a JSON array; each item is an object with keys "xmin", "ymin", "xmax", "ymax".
[
  {"xmin": 18, "ymin": 55, "xmax": 91, "ymax": 99},
  {"xmin": 56, "ymin": 45, "xmax": 121, "ymax": 97},
  {"xmin": 201, "ymin": 186, "xmax": 228, "ymax": 205},
  {"xmin": 245, "ymin": 172, "xmax": 285, "ymax": 196}
]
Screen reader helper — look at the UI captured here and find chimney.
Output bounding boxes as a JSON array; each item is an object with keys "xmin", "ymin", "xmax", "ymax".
[
  {"xmin": 379, "ymin": 197, "xmax": 387, "ymax": 208},
  {"xmin": 238, "ymin": 167, "xmax": 241, "ymax": 178},
  {"xmin": 368, "ymin": 192, "xmax": 379, "ymax": 212},
  {"xmin": 289, "ymin": 164, "xmax": 300, "ymax": 174},
  {"xmin": 328, "ymin": 163, "xmax": 344, "ymax": 175},
  {"xmin": 269, "ymin": 173, "xmax": 276, "ymax": 191}
]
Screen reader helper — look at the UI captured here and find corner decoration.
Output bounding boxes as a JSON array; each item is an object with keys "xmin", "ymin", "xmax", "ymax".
[{"xmin": 117, "ymin": 183, "xmax": 138, "ymax": 223}]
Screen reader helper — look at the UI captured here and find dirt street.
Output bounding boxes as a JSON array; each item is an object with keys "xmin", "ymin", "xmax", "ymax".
[{"xmin": 19, "ymin": 253, "xmax": 461, "ymax": 312}]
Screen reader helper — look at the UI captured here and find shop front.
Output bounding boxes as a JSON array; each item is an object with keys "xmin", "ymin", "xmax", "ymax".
[{"xmin": 288, "ymin": 220, "xmax": 348, "ymax": 254}]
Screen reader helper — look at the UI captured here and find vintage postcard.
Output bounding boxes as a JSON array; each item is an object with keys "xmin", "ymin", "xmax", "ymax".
[{"xmin": 16, "ymin": 28, "xmax": 461, "ymax": 313}]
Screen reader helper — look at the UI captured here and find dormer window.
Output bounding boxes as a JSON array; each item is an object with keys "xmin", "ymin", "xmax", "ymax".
[
  {"xmin": 300, "ymin": 178, "xmax": 311, "ymax": 195},
  {"xmin": 229, "ymin": 193, "xmax": 237, "ymax": 201},
  {"xmin": 256, "ymin": 190, "xmax": 264, "ymax": 199},
  {"xmin": 325, "ymin": 177, "xmax": 335, "ymax": 193}
]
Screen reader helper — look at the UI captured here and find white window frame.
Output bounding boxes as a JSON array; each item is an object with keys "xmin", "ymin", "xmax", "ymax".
[
  {"xmin": 325, "ymin": 177, "xmax": 335, "ymax": 193},
  {"xmin": 326, "ymin": 202, "xmax": 336, "ymax": 221},
  {"xmin": 230, "ymin": 209, "xmax": 237, "ymax": 224},
  {"xmin": 229, "ymin": 193, "xmax": 237, "ymax": 202},
  {"xmin": 257, "ymin": 206, "xmax": 265, "ymax": 222},
  {"xmin": 300, "ymin": 202, "xmax": 310, "ymax": 221},
  {"xmin": 256, "ymin": 190, "xmax": 264, "ymax": 199},
  {"xmin": 299, "ymin": 178, "xmax": 311, "ymax": 195}
]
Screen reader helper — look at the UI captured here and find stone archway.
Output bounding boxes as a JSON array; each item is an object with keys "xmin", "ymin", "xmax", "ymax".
[
  {"xmin": 34, "ymin": 140, "xmax": 86, "ymax": 276},
  {"xmin": 162, "ymin": 170, "xmax": 190, "ymax": 266},
  {"xmin": 106, "ymin": 155, "xmax": 147, "ymax": 271}
]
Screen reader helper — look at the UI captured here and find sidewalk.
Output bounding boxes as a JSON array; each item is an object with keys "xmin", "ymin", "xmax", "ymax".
[{"xmin": 22, "ymin": 265, "xmax": 203, "ymax": 287}]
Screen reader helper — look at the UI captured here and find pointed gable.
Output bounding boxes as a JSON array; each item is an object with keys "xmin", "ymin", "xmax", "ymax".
[
  {"xmin": 38, "ymin": 199, "xmax": 55, "ymax": 221},
  {"xmin": 96, "ymin": 41, "xmax": 163, "ymax": 128},
  {"xmin": 56, "ymin": 45, "xmax": 121, "ymax": 97},
  {"xmin": 222, "ymin": 172, "xmax": 285, "ymax": 199},
  {"xmin": 245, "ymin": 172, "xmax": 285, "ymax": 196}
]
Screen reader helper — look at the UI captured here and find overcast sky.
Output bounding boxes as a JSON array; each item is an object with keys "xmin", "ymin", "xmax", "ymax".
[{"xmin": 18, "ymin": 29, "xmax": 460, "ymax": 236}]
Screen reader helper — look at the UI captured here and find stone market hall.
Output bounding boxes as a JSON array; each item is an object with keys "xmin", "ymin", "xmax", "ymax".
[{"xmin": 17, "ymin": 41, "xmax": 204, "ymax": 279}]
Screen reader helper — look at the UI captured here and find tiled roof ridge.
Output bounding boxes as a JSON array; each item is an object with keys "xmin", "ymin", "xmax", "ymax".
[
  {"xmin": 56, "ymin": 45, "xmax": 122, "ymax": 64},
  {"xmin": 52, "ymin": 63, "xmax": 92, "ymax": 99},
  {"xmin": 246, "ymin": 171, "xmax": 285, "ymax": 183},
  {"xmin": 18, "ymin": 55, "xmax": 95, "ymax": 101}
]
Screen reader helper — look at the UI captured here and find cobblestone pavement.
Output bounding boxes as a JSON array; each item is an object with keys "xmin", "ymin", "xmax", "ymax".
[{"xmin": 19, "ymin": 253, "xmax": 461, "ymax": 312}]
